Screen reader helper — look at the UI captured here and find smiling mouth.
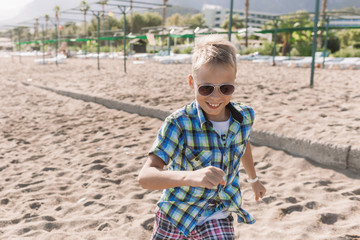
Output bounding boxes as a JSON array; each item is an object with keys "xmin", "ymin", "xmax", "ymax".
[{"xmin": 207, "ymin": 102, "xmax": 221, "ymax": 109}]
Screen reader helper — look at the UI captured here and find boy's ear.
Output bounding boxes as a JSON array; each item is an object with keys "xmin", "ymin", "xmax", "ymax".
[{"xmin": 188, "ymin": 75, "xmax": 194, "ymax": 89}]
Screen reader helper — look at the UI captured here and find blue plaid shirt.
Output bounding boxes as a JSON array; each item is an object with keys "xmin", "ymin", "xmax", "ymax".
[{"xmin": 149, "ymin": 101, "xmax": 256, "ymax": 236}]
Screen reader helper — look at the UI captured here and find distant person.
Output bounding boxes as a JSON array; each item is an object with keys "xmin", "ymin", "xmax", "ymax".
[{"xmin": 138, "ymin": 34, "xmax": 266, "ymax": 239}]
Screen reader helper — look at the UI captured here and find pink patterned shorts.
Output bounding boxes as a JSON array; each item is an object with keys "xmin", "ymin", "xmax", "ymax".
[{"xmin": 150, "ymin": 208, "xmax": 235, "ymax": 240}]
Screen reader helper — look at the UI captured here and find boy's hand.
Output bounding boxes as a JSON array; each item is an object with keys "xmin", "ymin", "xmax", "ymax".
[
  {"xmin": 250, "ymin": 181, "xmax": 266, "ymax": 201},
  {"xmin": 188, "ymin": 166, "xmax": 226, "ymax": 189}
]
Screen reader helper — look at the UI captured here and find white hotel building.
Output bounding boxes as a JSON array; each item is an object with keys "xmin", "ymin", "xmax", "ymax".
[{"xmin": 202, "ymin": 4, "xmax": 278, "ymax": 29}]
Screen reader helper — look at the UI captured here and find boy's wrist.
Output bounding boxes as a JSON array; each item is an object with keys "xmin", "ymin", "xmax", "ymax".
[
  {"xmin": 247, "ymin": 176, "xmax": 259, "ymax": 183},
  {"xmin": 182, "ymin": 171, "xmax": 195, "ymax": 187}
]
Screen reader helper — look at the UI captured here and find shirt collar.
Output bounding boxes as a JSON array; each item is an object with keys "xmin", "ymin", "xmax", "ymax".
[{"xmin": 195, "ymin": 101, "xmax": 244, "ymax": 129}]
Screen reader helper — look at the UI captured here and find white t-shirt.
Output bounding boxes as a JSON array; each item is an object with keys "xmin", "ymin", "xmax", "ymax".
[
  {"xmin": 209, "ymin": 117, "xmax": 231, "ymax": 145},
  {"xmin": 197, "ymin": 117, "xmax": 231, "ymax": 226}
]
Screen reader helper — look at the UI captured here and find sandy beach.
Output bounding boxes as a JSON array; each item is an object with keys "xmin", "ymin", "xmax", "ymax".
[
  {"xmin": 1, "ymin": 57, "xmax": 360, "ymax": 239},
  {"xmin": 2, "ymin": 57, "xmax": 359, "ymax": 148}
]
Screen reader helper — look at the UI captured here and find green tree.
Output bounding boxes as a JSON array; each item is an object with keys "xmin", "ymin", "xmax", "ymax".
[
  {"xmin": 119, "ymin": 12, "xmax": 162, "ymax": 34},
  {"xmin": 162, "ymin": 0, "xmax": 168, "ymax": 28},
  {"xmin": 54, "ymin": 6, "xmax": 60, "ymax": 39},
  {"xmin": 45, "ymin": 14, "xmax": 50, "ymax": 38},
  {"xmin": 104, "ymin": 15, "xmax": 121, "ymax": 34},
  {"xmin": 245, "ymin": 0, "xmax": 249, "ymax": 47},
  {"xmin": 13, "ymin": 26, "xmax": 30, "ymax": 43},
  {"xmin": 278, "ymin": 11, "xmax": 312, "ymax": 56},
  {"xmin": 99, "ymin": 0, "xmax": 108, "ymax": 31},
  {"xmin": 80, "ymin": 1, "xmax": 90, "ymax": 38},
  {"xmin": 62, "ymin": 22, "xmax": 79, "ymax": 37},
  {"xmin": 318, "ymin": 0, "xmax": 328, "ymax": 47},
  {"xmin": 182, "ymin": 13, "xmax": 206, "ymax": 28},
  {"xmin": 131, "ymin": 13, "xmax": 145, "ymax": 33},
  {"xmin": 166, "ymin": 13, "xmax": 182, "ymax": 26},
  {"xmin": 34, "ymin": 18, "xmax": 39, "ymax": 39},
  {"xmin": 143, "ymin": 12, "xmax": 162, "ymax": 28},
  {"xmin": 221, "ymin": 14, "xmax": 244, "ymax": 30},
  {"xmin": 335, "ymin": 29, "xmax": 360, "ymax": 48}
]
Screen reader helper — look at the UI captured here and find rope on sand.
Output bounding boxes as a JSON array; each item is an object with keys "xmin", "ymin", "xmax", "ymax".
[{"xmin": 22, "ymin": 81, "xmax": 360, "ymax": 174}]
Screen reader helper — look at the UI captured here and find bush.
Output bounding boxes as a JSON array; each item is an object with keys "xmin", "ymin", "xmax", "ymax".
[
  {"xmin": 326, "ymin": 35, "xmax": 340, "ymax": 53},
  {"xmin": 147, "ymin": 49, "xmax": 156, "ymax": 53},
  {"xmin": 242, "ymin": 41, "xmax": 276, "ymax": 56},
  {"xmin": 183, "ymin": 46, "xmax": 193, "ymax": 54},
  {"xmin": 100, "ymin": 46, "xmax": 110, "ymax": 53},
  {"xmin": 333, "ymin": 48, "xmax": 360, "ymax": 57},
  {"xmin": 292, "ymin": 40, "xmax": 313, "ymax": 56},
  {"xmin": 260, "ymin": 41, "xmax": 275, "ymax": 55},
  {"xmin": 173, "ymin": 48, "xmax": 181, "ymax": 54},
  {"xmin": 353, "ymin": 42, "xmax": 360, "ymax": 49}
]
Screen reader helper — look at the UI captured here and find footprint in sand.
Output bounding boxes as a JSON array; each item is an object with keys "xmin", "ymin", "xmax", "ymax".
[
  {"xmin": 116, "ymin": 163, "xmax": 124, "ymax": 168},
  {"xmin": 340, "ymin": 235, "xmax": 360, "ymax": 240},
  {"xmin": 43, "ymin": 222, "xmax": 61, "ymax": 232},
  {"xmin": 84, "ymin": 201, "xmax": 94, "ymax": 207},
  {"xmin": 285, "ymin": 197, "xmax": 297, "ymax": 204},
  {"xmin": 100, "ymin": 177, "xmax": 121, "ymax": 185},
  {"xmin": 93, "ymin": 194, "xmax": 102, "ymax": 199},
  {"xmin": 29, "ymin": 202, "xmax": 42, "ymax": 210},
  {"xmin": 42, "ymin": 216, "xmax": 56, "ymax": 222},
  {"xmin": 98, "ymin": 222, "xmax": 111, "ymax": 231},
  {"xmin": 141, "ymin": 217, "xmax": 155, "ymax": 231},
  {"xmin": 18, "ymin": 228, "xmax": 31, "ymax": 235},
  {"xmin": 262, "ymin": 196, "xmax": 276, "ymax": 204},
  {"xmin": 320, "ymin": 213, "xmax": 341, "ymax": 225},
  {"xmin": 87, "ymin": 152, "xmax": 109, "ymax": 158},
  {"xmin": 280, "ymin": 204, "xmax": 303, "ymax": 216},
  {"xmin": 305, "ymin": 201, "xmax": 319, "ymax": 209},
  {"xmin": 341, "ymin": 188, "xmax": 360, "ymax": 201}
]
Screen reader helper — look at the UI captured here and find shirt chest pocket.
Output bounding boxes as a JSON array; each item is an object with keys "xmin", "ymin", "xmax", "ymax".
[
  {"xmin": 230, "ymin": 140, "xmax": 247, "ymax": 171},
  {"xmin": 184, "ymin": 148, "xmax": 213, "ymax": 171}
]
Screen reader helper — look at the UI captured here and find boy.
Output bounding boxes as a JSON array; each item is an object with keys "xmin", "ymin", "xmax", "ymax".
[{"xmin": 138, "ymin": 35, "xmax": 266, "ymax": 239}]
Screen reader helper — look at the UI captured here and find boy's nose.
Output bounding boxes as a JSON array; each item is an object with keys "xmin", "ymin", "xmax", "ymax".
[{"xmin": 210, "ymin": 87, "xmax": 222, "ymax": 98}]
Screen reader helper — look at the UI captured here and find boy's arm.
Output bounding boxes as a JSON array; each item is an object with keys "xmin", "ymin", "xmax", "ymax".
[
  {"xmin": 240, "ymin": 143, "xmax": 267, "ymax": 201},
  {"xmin": 138, "ymin": 153, "xmax": 225, "ymax": 190}
]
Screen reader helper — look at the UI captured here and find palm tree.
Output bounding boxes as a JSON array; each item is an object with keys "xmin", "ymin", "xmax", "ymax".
[
  {"xmin": 80, "ymin": 1, "xmax": 90, "ymax": 37},
  {"xmin": 130, "ymin": 0, "xmax": 133, "ymax": 33},
  {"xmin": 99, "ymin": 0, "xmax": 108, "ymax": 32},
  {"xmin": 162, "ymin": 0, "xmax": 168, "ymax": 29},
  {"xmin": 45, "ymin": 14, "xmax": 50, "ymax": 38},
  {"xmin": 319, "ymin": 0, "xmax": 328, "ymax": 47},
  {"xmin": 245, "ymin": 0, "xmax": 249, "ymax": 47},
  {"xmin": 34, "ymin": 18, "xmax": 39, "ymax": 39},
  {"xmin": 54, "ymin": 5, "xmax": 60, "ymax": 39}
]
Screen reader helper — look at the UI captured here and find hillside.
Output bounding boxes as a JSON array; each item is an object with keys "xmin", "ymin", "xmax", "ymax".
[{"xmin": 2, "ymin": 0, "xmax": 360, "ymax": 26}]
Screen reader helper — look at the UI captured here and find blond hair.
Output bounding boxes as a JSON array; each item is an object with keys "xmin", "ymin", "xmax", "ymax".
[{"xmin": 192, "ymin": 34, "xmax": 237, "ymax": 76}]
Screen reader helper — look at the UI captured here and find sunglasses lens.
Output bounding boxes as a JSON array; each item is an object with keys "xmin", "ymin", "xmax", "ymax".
[
  {"xmin": 198, "ymin": 85, "xmax": 215, "ymax": 96},
  {"xmin": 220, "ymin": 85, "xmax": 235, "ymax": 95}
]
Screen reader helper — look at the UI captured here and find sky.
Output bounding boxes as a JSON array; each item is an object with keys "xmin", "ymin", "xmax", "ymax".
[{"xmin": 0, "ymin": 0, "xmax": 33, "ymax": 21}]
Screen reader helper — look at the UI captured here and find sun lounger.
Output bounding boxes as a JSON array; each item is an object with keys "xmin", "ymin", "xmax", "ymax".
[
  {"xmin": 338, "ymin": 58, "xmax": 360, "ymax": 69},
  {"xmin": 153, "ymin": 54, "xmax": 192, "ymax": 64},
  {"xmin": 34, "ymin": 54, "xmax": 66, "ymax": 64}
]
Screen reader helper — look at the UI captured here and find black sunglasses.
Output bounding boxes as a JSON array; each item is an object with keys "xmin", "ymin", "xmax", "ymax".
[{"xmin": 196, "ymin": 83, "xmax": 235, "ymax": 96}]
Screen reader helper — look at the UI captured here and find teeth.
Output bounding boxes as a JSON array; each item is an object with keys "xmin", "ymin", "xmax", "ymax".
[{"xmin": 208, "ymin": 103, "xmax": 220, "ymax": 107}]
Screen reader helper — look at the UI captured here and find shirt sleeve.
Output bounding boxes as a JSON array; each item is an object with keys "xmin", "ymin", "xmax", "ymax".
[
  {"xmin": 247, "ymin": 106, "xmax": 255, "ymax": 127},
  {"xmin": 149, "ymin": 118, "xmax": 182, "ymax": 165},
  {"xmin": 241, "ymin": 105, "xmax": 255, "ymax": 142}
]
